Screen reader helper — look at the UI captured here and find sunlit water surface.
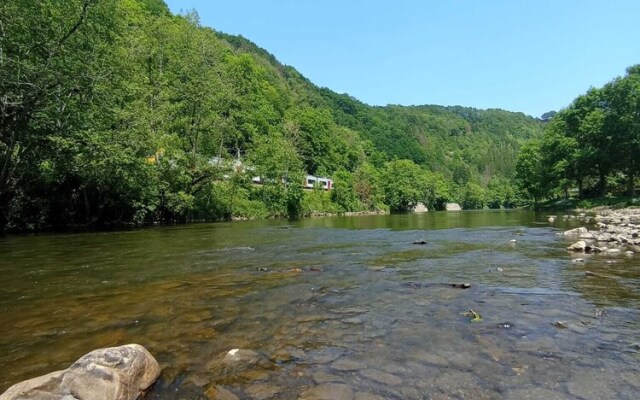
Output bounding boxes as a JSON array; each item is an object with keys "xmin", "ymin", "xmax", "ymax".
[{"xmin": 1, "ymin": 211, "xmax": 639, "ymax": 399}]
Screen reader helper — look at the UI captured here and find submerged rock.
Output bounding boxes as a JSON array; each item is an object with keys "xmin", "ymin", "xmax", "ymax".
[
  {"xmin": 448, "ymin": 283, "xmax": 472, "ymax": 289},
  {"xmin": 245, "ymin": 383, "xmax": 283, "ymax": 400},
  {"xmin": 330, "ymin": 358, "xmax": 366, "ymax": 371},
  {"xmin": 359, "ymin": 369, "xmax": 402, "ymax": 386},
  {"xmin": 219, "ymin": 349, "xmax": 272, "ymax": 372},
  {"xmin": 553, "ymin": 321, "xmax": 569, "ymax": 329},
  {"xmin": 205, "ymin": 385, "xmax": 240, "ymax": 400},
  {"xmin": 0, "ymin": 344, "xmax": 160, "ymax": 400}
]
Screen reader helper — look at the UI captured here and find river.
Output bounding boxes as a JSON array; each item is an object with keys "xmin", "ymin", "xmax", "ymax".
[{"xmin": 1, "ymin": 210, "xmax": 639, "ymax": 399}]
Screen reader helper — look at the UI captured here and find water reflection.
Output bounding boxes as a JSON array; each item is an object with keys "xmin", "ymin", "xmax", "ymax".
[{"xmin": 1, "ymin": 211, "xmax": 639, "ymax": 398}]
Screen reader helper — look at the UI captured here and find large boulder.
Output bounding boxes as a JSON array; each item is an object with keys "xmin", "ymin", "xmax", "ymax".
[
  {"xmin": 1, "ymin": 344, "xmax": 160, "ymax": 400},
  {"xmin": 445, "ymin": 203, "xmax": 462, "ymax": 211},
  {"xmin": 413, "ymin": 202, "xmax": 428, "ymax": 213}
]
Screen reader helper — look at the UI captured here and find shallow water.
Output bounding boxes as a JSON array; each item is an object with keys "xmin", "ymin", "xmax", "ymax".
[{"xmin": 1, "ymin": 210, "xmax": 639, "ymax": 399}]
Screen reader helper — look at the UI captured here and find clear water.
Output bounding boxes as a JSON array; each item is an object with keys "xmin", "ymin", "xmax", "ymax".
[{"xmin": 1, "ymin": 210, "xmax": 639, "ymax": 399}]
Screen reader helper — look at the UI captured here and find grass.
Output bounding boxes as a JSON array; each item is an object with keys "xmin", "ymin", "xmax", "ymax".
[
  {"xmin": 574, "ymin": 196, "xmax": 638, "ymax": 210},
  {"xmin": 534, "ymin": 196, "xmax": 638, "ymax": 211}
]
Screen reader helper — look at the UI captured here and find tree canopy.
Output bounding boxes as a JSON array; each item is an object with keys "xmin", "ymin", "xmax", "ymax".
[{"xmin": 515, "ymin": 65, "xmax": 640, "ymax": 203}]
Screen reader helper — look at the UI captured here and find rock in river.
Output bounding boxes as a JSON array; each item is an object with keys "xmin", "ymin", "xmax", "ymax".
[
  {"xmin": 567, "ymin": 240, "xmax": 588, "ymax": 251},
  {"xmin": 219, "ymin": 349, "xmax": 272, "ymax": 373},
  {"xmin": 0, "ymin": 344, "xmax": 160, "ymax": 400}
]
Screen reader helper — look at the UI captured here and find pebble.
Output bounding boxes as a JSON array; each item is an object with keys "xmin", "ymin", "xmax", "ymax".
[
  {"xmin": 341, "ymin": 317, "xmax": 364, "ymax": 325},
  {"xmin": 437, "ymin": 351, "xmax": 473, "ymax": 370},
  {"xmin": 245, "ymin": 383, "xmax": 282, "ymax": 400},
  {"xmin": 298, "ymin": 383, "xmax": 354, "ymax": 400},
  {"xmin": 359, "ymin": 368, "xmax": 402, "ymax": 385},
  {"xmin": 330, "ymin": 358, "xmax": 367, "ymax": 371},
  {"xmin": 313, "ymin": 371, "xmax": 345, "ymax": 384},
  {"xmin": 411, "ymin": 351, "xmax": 449, "ymax": 367}
]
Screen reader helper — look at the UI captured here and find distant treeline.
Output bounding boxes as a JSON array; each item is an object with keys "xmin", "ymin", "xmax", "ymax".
[
  {"xmin": 515, "ymin": 66, "xmax": 640, "ymax": 203},
  {"xmin": 0, "ymin": 0, "xmax": 543, "ymax": 232}
]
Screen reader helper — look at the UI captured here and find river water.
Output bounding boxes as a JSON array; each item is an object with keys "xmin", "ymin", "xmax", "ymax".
[{"xmin": 1, "ymin": 210, "xmax": 639, "ymax": 399}]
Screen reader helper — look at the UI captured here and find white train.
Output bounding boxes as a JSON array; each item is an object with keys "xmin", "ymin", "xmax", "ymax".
[
  {"xmin": 211, "ymin": 158, "xmax": 333, "ymax": 190},
  {"xmin": 251, "ymin": 174, "xmax": 333, "ymax": 190}
]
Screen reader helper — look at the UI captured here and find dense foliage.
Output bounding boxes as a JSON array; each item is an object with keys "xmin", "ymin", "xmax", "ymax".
[
  {"xmin": 515, "ymin": 66, "xmax": 640, "ymax": 204},
  {"xmin": 0, "ymin": 0, "xmax": 543, "ymax": 231}
]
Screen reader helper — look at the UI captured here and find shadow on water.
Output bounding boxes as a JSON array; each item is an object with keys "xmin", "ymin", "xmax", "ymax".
[{"xmin": 1, "ymin": 210, "xmax": 639, "ymax": 398}]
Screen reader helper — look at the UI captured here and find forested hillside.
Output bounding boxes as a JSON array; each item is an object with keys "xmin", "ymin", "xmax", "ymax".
[{"xmin": 0, "ymin": 0, "xmax": 543, "ymax": 231}]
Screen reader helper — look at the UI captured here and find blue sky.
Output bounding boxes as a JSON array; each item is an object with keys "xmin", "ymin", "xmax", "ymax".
[{"xmin": 165, "ymin": 0, "xmax": 640, "ymax": 118}]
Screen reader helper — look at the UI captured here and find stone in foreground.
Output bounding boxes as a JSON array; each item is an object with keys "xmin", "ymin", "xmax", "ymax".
[{"xmin": 0, "ymin": 344, "xmax": 160, "ymax": 400}]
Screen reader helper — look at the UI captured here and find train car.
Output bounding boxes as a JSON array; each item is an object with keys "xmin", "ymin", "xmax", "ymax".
[{"xmin": 304, "ymin": 175, "xmax": 333, "ymax": 190}]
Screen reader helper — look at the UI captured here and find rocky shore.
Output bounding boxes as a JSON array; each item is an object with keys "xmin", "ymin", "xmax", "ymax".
[{"xmin": 561, "ymin": 207, "xmax": 640, "ymax": 256}]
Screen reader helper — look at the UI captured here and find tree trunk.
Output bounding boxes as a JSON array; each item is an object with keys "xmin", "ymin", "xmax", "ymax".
[
  {"xmin": 577, "ymin": 178, "xmax": 584, "ymax": 199},
  {"xmin": 598, "ymin": 170, "xmax": 607, "ymax": 196},
  {"xmin": 628, "ymin": 168, "xmax": 635, "ymax": 198}
]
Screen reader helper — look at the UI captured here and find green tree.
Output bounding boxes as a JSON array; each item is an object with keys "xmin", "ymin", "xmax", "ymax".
[
  {"xmin": 380, "ymin": 159, "xmax": 428, "ymax": 212},
  {"xmin": 515, "ymin": 141, "xmax": 547, "ymax": 203},
  {"xmin": 331, "ymin": 170, "xmax": 359, "ymax": 212},
  {"xmin": 461, "ymin": 182, "xmax": 486, "ymax": 210},
  {"xmin": 248, "ymin": 133, "xmax": 304, "ymax": 217},
  {"xmin": 423, "ymin": 171, "xmax": 453, "ymax": 210},
  {"xmin": 604, "ymin": 66, "xmax": 640, "ymax": 197},
  {"xmin": 0, "ymin": 0, "xmax": 124, "ymax": 228},
  {"xmin": 285, "ymin": 107, "xmax": 338, "ymax": 175}
]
